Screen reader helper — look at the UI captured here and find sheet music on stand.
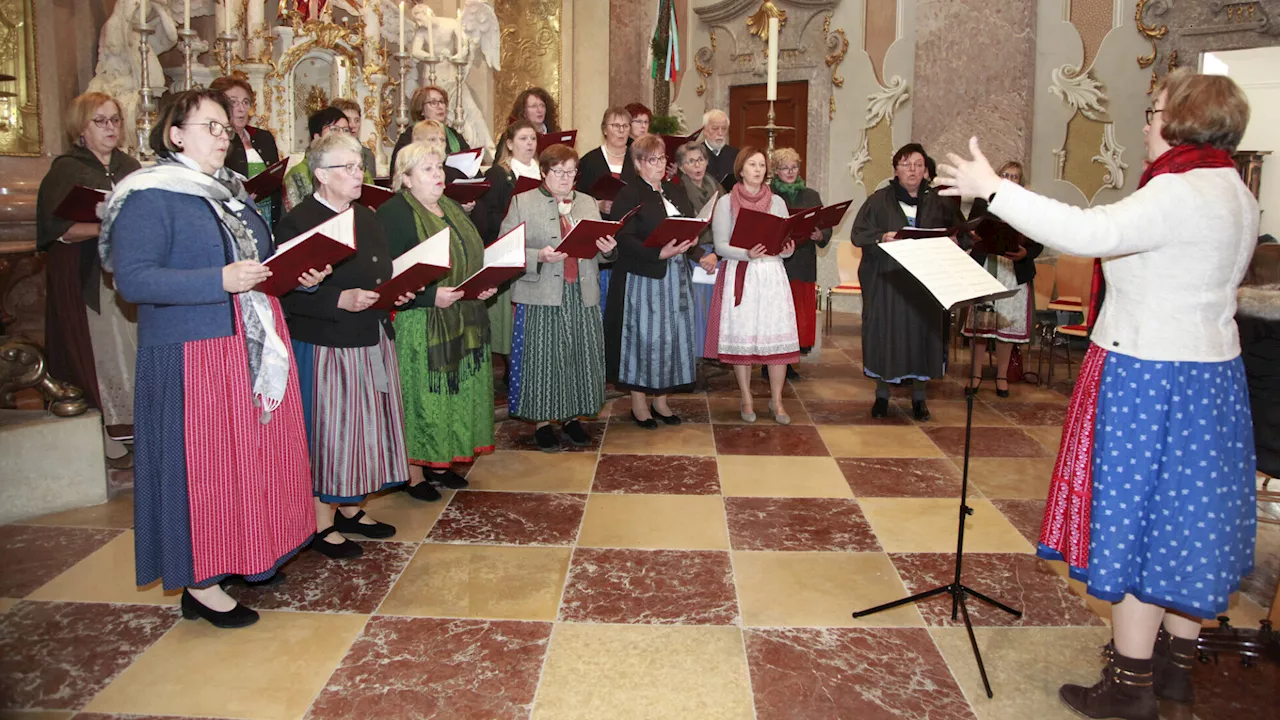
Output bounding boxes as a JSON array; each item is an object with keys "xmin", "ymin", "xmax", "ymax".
[{"xmin": 878, "ymin": 237, "xmax": 1016, "ymax": 309}]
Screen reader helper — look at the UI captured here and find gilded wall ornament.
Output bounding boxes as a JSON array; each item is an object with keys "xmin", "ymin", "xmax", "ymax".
[
  {"xmin": 1092, "ymin": 123, "xmax": 1128, "ymax": 190},
  {"xmin": 494, "ymin": 0, "xmax": 561, "ymax": 133},
  {"xmin": 746, "ymin": 1, "xmax": 787, "ymax": 40},
  {"xmin": 1049, "ymin": 64, "xmax": 1107, "ymax": 120},
  {"xmin": 866, "ymin": 75, "xmax": 909, "ymax": 127},
  {"xmin": 1135, "ymin": 0, "xmax": 1171, "ymax": 69},
  {"xmin": 695, "ymin": 31, "xmax": 717, "ymax": 97}
]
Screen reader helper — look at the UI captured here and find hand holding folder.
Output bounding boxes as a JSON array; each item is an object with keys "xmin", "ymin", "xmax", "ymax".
[
  {"xmin": 893, "ymin": 216, "xmax": 982, "ymax": 241},
  {"xmin": 555, "ymin": 205, "xmax": 638, "ymax": 259},
  {"xmin": 257, "ymin": 208, "xmax": 356, "ymax": 296},
  {"xmin": 728, "ymin": 208, "xmax": 812, "ymax": 256},
  {"xmin": 640, "ymin": 192, "xmax": 716, "ymax": 249},
  {"xmin": 53, "ymin": 186, "xmax": 108, "ymax": 224},
  {"xmin": 455, "ymin": 223, "xmax": 527, "ymax": 300},
  {"xmin": 786, "ymin": 200, "xmax": 854, "ymax": 243},
  {"xmin": 242, "ymin": 157, "xmax": 289, "ymax": 198}
]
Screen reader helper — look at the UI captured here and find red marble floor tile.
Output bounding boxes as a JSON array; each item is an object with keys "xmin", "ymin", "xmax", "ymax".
[
  {"xmin": 790, "ymin": 363, "xmax": 864, "ymax": 380},
  {"xmin": 989, "ymin": 499, "xmax": 1048, "ymax": 547},
  {"xmin": 890, "ymin": 553, "xmax": 1104, "ymax": 627},
  {"xmin": 838, "ymin": 458, "xmax": 965, "ymax": 498},
  {"xmin": 889, "ymin": 379, "xmax": 970, "ymax": 401},
  {"xmin": 74, "ymin": 714, "xmax": 225, "ymax": 719},
  {"xmin": 1189, "ymin": 652, "xmax": 1280, "ymax": 720},
  {"xmin": 591, "ymin": 454, "xmax": 721, "ymax": 495},
  {"xmin": 991, "ymin": 402, "xmax": 1068, "ymax": 426},
  {"xmin": 0, "ymin": 525, "xmax": 123, "ymax": 598},
  {"xmin": 803, "ymin": 399, "xmax": 911, "ymax": 425},
  {"xmin": 724, "ymin": 497, "xmax": 880, "ymax": 552},
  {"xmin": 427, "ymin": 491, "xmax": 586, "ymax": 546},
  {"xmin": 0, "ymin": 601, "xmax": 178, "ymax": 711},
  {"xmin": 225, "ymin": 540, "xmax": 416, "ymax": 614},
  {"xmin": 558, "ymin": 548, "xmax": 738, "ymax": 625},
  {"xmin": 713, "ymin": 425, "xmax": 829, "ymax": 456},
  {"xmin": 921, "ymin": 426, "xmax": 1050, "ymax": 458},
  {"xmin": 305, "ymin": 615, "xmax": 552, "ymax": 720},
  {"xmin": 745, "ymin": 627, "xmax": 975, "ymax": 720},
  {"xmin": 609, "ymin": 396, "xmax": 710, "ymax": 424},
  {"xmin": 492, "ymin": 419, "xmax": 605, "ymax": 453}
]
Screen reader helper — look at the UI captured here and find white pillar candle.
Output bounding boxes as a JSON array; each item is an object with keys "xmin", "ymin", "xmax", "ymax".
[
  {"xmin": 399, "ymin": 2, "xmax": 406, "ymax": 52},
  {"xmin": 223, "ymin": 0, "xmax": 231, "ymax": 34},
  {"xmin": 184, "ymin": 0, "xmax": 191, "ymax": 30},
  {"xmin": 139, "ymin": 0, "xmax": 148, "ymax": 26},
  {"xmin": 766, "ymin": 17, "xmax": 779, "ymax": 101}
]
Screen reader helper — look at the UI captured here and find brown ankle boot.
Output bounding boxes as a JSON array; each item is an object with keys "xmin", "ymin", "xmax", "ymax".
[
  {"xmin": 1152, "ymin": 629, "xmax": 1197, "ymax": 704},
  {"xmin": 1059, "ymin": 647, "xmax": 1157, "ymax": 720}
]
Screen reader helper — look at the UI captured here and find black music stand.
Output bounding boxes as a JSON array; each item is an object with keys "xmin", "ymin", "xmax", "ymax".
[{"xmin": 852, "ymin": 298, "xmax": 1022, "ymax": 698}]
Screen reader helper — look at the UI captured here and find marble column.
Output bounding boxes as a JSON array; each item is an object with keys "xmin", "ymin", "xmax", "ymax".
[
  {"xmin": 912, "ymin": 0, "xmax": 1036, "ymax": 170},
  {"xmin": 608, "ymin": 0, "xmax": 647, "ymax": 108}
]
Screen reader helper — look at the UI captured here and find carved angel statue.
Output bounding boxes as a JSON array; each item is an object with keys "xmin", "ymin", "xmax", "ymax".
[
  {"xmin": 88, "ymin": 0, "xmax": 180, "ymax": 150},
  {"xmin": 408, "ymin": 0, "xmax": 501, "ymax": 157}
]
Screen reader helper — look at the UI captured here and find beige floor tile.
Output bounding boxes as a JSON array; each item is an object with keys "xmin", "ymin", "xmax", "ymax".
[
  {"xmin": 1002, "ymin": 384, "xmax": 1070, "ymax": 403},
  {"xmin": 464, "ymin": 452, "xmax": 596, "ymax": 493},
  {"xmin": 577, "ymin": 494, "xmax": 729, "ymax": 550},
  {"xmin": 378, "ymin": 544, "xmax": 570, "ymax": 621},
  {"xmin": 968, "ymin": 459, "xmax": 1055, "ymax": 499},
  {"xmin": 718, "ymin": 456, "xmax": 853, "ymax": 498},
  {"xmin": 1043, "ymin": 561, "xmax": 1113, "ymax": 624},
  {"xmin": 859, "ymin": 498, "xmax": 1034, "ymax": 553},
  {"xmin": 601, "ymin": 423, "xmax": 716, "ymax": 456},
  {"xmin": 1024, "ymin": 426, "xmax": 1064, "ymax": 453},
  {"xmin": 792, "ymin": 378, "xmax": 877, "ymax": 401},
  {"xmin": 912, "ymin": 401, "xmax": 1012, "ymax": 427},
  {"xmin": 21, "ymin": 491, "xmax": 135, "ymax": 529},
  {"xmin": 708, "ymin": 397, "xmax": 812, "ymax": 425},
  {"xmin": 0, "ymin": 598, "xmax": 16, "ymax": 614},
  {"xmin": 532, "ymin": 623, "xmax": 754, "ymax": 720},
  {"xmin": 817, "ymin": 425, "xmax": 945, "ymax": 458},
  {"xmin": 733, "ymin": 551, "xmax": 923, "ymax": 627},
  {"xmin": 84, "ymin": 610, "xmax": 367, "ymax": 720},
  {"xmin": 26, "ymin": 531, "xmax": 177, "ymax": 605},
  {"xmin": 931, "ymin": 626, "xmax": 1111, "ymax": 719},
  {"xmin": 360, "ymin": 487, "xmax": 456, "ymax": 543}
]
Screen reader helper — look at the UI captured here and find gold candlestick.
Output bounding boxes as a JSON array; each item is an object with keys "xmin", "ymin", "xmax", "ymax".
[
  {"xmin": 748, "ymin": 101, "xmax": 793, "ymax": 153},
  {"xmin": 134, "ymin": 22, "xmax": 157, "ymax": 161}
]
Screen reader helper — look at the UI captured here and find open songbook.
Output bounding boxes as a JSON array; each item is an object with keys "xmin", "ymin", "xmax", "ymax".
[
  {"xmin": 242, "ymin": 157, "xmax": 289, "ymax": 198},
  {"xmin": 588, "ymin": 173, "xmax": 627, "ymax": 202},
  {"xmin": 369, "ymin": 227, "xmax": 451, "ymax": 310},
  {"xmin": 660, "ymin": 127, "xmax": 702, "ymax": 161},
  {"xmin": 893, "ymin": 217, "xmax": 982, "ymax": 240},
  {"xmin": 785, "ymin": 200, "xmax": 855, "ymax": 243},
  {"xmin": 555, "ymin": 206, "xmax": 639, "ymax": 259},
  {"xmin": 358, "ymin": 183, "xmax": 395, "ymax": 210},
  {"xmin": 257, "ymin": 208, "xmax": 356, "ymax": 296},
  {"xmin": 456, "ymin": 223, "xmax": 527, "ymax": 300},
  {"xmin": 536, "ymin": 130, "xmax": 578, "ymax": 155},
  {"xmin": 53, "ymin": 185, "xmax": 108, "ymax": 224},
  {"xmin": 728, "ymin": 206, "xmax": 826, "ymax": 256},
  {"xmin": 641, "ymin": 192, "xmax": 718, "ymax": 248},
  {"xmin": 445, "ymin": 148, "xmax": 483, "ymax": 178},
  {"xmin": 878, "ymin": 237, "xmax": 1016, "ymax": 310}
]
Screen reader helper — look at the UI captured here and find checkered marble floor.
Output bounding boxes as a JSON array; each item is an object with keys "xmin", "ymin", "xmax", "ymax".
[{"xmin": 2, "ymin": 317, "xmax": 1276, "ymax": 720}]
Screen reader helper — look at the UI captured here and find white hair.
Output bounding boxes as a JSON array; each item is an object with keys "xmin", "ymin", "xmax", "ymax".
[
  {"xmin": 306, "ymin": 132, "xmax": 363, "ymax": 183},
  {"xmin": 703, "ymin": 108, "xmax": 729, "ymax": 126}
]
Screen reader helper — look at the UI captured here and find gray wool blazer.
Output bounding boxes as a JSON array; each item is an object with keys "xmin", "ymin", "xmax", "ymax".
[{"xmin": 500, "ymin": 189, "xmax": 618, "ymax": 307}]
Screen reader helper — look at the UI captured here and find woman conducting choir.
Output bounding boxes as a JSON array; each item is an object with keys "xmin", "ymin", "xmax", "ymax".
[
  {"xmin": 502, "ymin": 144, "xmax": 617, "ymax": 451},
  {"xmin": 706, "ymin": 147, "xmax": 798, "ymax": 424},
  {"xmin": 36, "ymin": 91, "xmax": 141, "ymax": 465},
  {"xmin": 390, "ymin": 85, "xmax": 470, "ymax": 177},
  {"xmin": 377, "ymin": 143, "xmax": 498, "ymax": 500},
  {"xmin": 103, "ymin": 89, "xmax": 327, "ymax": 628},
  {"xmin": 276, "ymin": 132, "xmax": 413, "ymax": 558},
  {"xmin": 937, "ymin": 69, "xmax": 1257, "ymax": 719},
  {"xmin": 771, "ymin": 147, "xmax": 832, "ymax": 379},
  {"xmin": 211, "ymin": 76, "xmax": 281, "ymax": 227},
  {"xmin": 962, "ymin": 160, "xmax": 1042, "ymax": 397},
  {"xmin": 576, "ymin": 106, "xmax": 639, "ymax": 219},
  {"xmin": 851, "ymin": 142, "xmax": 967, "ymax": 421},
  {"xmin": 508, "ymin": 87, "xmax": 559, "ymax": 134},
  {"xmin": 604, "ymin": 134, "xmax": 703, "ymax": 427},
  {"xmin": 676, "ymin": 141, "xmax": 724, "ymax": 373}
]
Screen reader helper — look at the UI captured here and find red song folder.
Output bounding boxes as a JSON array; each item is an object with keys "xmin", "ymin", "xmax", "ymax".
[
  {"xmin": 358, "ymin": 183, "xmax": 395, "ymax": 210},
  {"xmin": 455, "ymin": 223, "xmax": 527, "ymax": 300},
  {"xmin": 642, "ymin": 217, "xmax": 709, "ymax": 248},
  {"xmin": 445, "ymin": 147, "xmax": 483, "ymax": 178},
  {"xmin": 556, "ymin": 217, "xmax": 621, "ymax": 259},
  {"xmin": 894, "ymin": 217, "xmax": 982, "ymax": 241},
  {"xmin": 513, "ymin": 175, "xmax": 542, "ymax": 195},
  {"xmin": 588, "ymin": 173, "xmax": 627, "ymax": 202},
  {"xmin": 242, "ymin": 157, "xmax": 289, "ymax": 198},
  {"xmin": 444, "ymin": 179, "xmax": 491, "ymax": 204},
  {"xmin": 785, "ymin": 200, "xmax": 855, "ymax": 244},
  {"xmin": 968, "ymin": 218, "xmax": 1026, "ymax": 256},
  {"xmin": 53, "ymin": 185, "xmax": 108, "ymax": 224},
  {"xmin": 257, "ymin": 208, "xmax": 357, "ymax": 296},
  {"xmin": 369, "ymin": 227, "xmax": 451, "ymax": 310},
  {"xmin": 536, "ymin": 130, "xmax": 578, "ymax": 155},
  {"xmin": 728, "ymin": 208, "xmax": 791, "ymax": 255},
  {"xmin": 660, "ymin": 127, "xmax": 703, "ymax": 160}
]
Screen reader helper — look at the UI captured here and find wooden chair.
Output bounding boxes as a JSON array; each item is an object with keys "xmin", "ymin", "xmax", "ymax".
[
  {"xmin": 1036, "ymin": 255, "xmax": 1095, "ymax": 385},
  {"xmin": 824, "ymin": 243, "xmax": 862, "ymax": 331}
]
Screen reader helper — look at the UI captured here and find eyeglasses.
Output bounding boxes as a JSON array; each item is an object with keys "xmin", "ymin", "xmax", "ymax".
[
  {"xmin": 91, "ymin": 116, "xmax": 124, "ymax": 129},
  {"xmin": 643, "ymin": 155, "xmax": 668, "ymax": 166},
  {"xmin": 631, "ymin": 118, "xmax": 649, "ymax": 125},
  {"xmin": 547, "ymin": 167, "xmax": 578, "ymax": 179},
  {"xmin": 777, "ymin": 165, "xmax": 800, "ymax": 173},
  {"xmin": 424, "ymin": 99, "xmax": 446, "ymax": 108},
  {"xmin": 999, "ymin": 172, "xmax": 1021, "ymax": 181},
  {"xmin": 683, "ymin": 157, "xmax": 707, "ymax": 166},
  {"xmin": 227, "ymin": 98, "xmax": 252, "ymax": 108},
  {"xmin": 1145, "ymin": 108, "xmax": 1164, "ymax": 124},
  {"xmin": 319, "ymin": 162, "xmax": 365, "ymax": 176},
  {"xmin": 325, "ymin": 125, "xmax": 355, "ymax": 135},
  {"xmin": 182, "ymin": 120, "xmax": 230, "ymax": 138},
  {"xmin": 606, "ymin": 123, "xmax": 630, "ymax": 131},
  {"xmin": 527, "ymin": 101, "xmax": 546, "ymax": 110},
  {"xmin": 896, "ymin": 161, "xmax": 925, "ymax": 170}
]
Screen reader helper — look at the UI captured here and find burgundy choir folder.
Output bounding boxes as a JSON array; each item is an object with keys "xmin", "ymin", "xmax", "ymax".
[
  {"xmin": 370, "ymin": 227, "xmax": 451, "ymax": 310},
  {"xmin": 588, "ymin": 174, "xmax": 627, "ymax": 202},
  {"xmin": 642, "ymin": 217, "xmax": 710, "ymax": 248},
  {"xmin": 660, "ymin": 127, "xmax": 703, "ymax": 160},
  {"xmin": 728, "ymin": 208, "xmax": 792, "ymax": 255},
  {"xmin": 894, "ymin": 217, "xmax": 982, "ymax": 241},
  {"xmin": 513, "ymin": 175, "xmax": 542, "ymax": 195},
  {"xmin": 556, "ymin": 218, "xmax": 621, "ymax": 259},
  {"xmin": 536, "ymin": 130, "xmax": 578, "ymax": 155},
  {"xmin": 455, "ymin": 223, "xmax": 527, "ymax": 300},
  {"xmin": 444, "ymin": 179, "xmax": 492, "ymax": 204},
  {"xmin": 969, "ymin": 218, "xmax": 1025, "ymax": 256},
  {"xmin": 786, "ymin": 200, "xmax": 855, "ymax": 244},
  {"xmin": 53, "ymin": 185, "xmax": 108, "ymax": 224},
  {"xmin": 242, "ymin": 157, "xmax": 289, "ymax": 198},
  {"xmin": 257, "ymin": 208, "xmax": 356, "ymax": 296},
  {"xmin": 358, "ymin": 183, "xmax": 395, "ymax": 210}
]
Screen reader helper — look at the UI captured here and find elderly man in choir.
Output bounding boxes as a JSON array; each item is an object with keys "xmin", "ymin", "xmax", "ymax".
[{"xmin": 701, "ymin": 109, "xmax": 739, "ymax": 190}]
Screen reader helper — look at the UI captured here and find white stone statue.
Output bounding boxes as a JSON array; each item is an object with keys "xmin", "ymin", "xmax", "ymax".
[
  {"xmin": 87, "ymin": 0, "xmax": 179, "ymax": 150},
  {"xmin": 409, "ymin": 0, "xmax": 501, "ymax": 157}
]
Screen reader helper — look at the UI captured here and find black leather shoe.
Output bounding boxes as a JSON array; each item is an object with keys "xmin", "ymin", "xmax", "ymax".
[
  {"xmin": 406, "ymin": 479, "xmax": 443, "ymax": 502},
  {"xmin": 995, "ymin": 377, "xmax": 1011, "ymax": 398},
  {"xmin": 631, "ymin": 410, "xmax": 658, "ymax": 429},
  {"xmin": 431, "ymin": 468, "xmax": 469, "ymax": 489},
  {"xmin": 311, "ymin": 526, "xmax": 364, "ymax": 559},
  {"xmin": 912, "ymin": 399, "xmax": 931, "ymax": 422},
  {"xmin": 651, "ymin": 404, "xmax": 681, "ymax": 425},
  {"xmin": 785, "ymin": 365, "xmax": 800, "ymax": 380},
  {"xmin": 535, "ymin": 424, "xmax": 561, "ymax": 452},
  {"xmin": 222, "ymin": 571, "xmax": 286, "ymax": 589},
  {"xmin": 333, "ymin": 509, "xmax": 396, "ymax": 539},
  {"xmin": 563, "ymin": 420, "xmax": 592, "ymax": 446},
  {"xmin": 181, "ymin": 589, "xmax": 259, "ymax": 629},
  {"xmin": 871, "ymin": 397, "xmax": 889, "ymax": 418}
]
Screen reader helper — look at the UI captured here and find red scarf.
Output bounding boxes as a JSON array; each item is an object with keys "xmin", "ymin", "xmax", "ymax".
[
  {"xmin": 1137, "ymin": 143, "xmax": 1235, "ymax": 189},
  {"xmin": 729, "ymin": 182, "xmax": 774, "ymax": 305}
]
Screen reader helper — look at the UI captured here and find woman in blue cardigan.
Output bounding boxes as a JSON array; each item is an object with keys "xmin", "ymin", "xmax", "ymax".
[{"xmin": 102, "ymin": 89, "xmax": 329, "ymax": 629}]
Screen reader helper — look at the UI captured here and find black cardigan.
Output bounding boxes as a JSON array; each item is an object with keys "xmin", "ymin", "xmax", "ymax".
[
  {"xmin": 276, "ymin": 196, "xmax": 393, "ymax": 348},
  {"xmin": 225, "ymin": 126, "xmax": 282, "ymax": 228},
  {"xmin": 705, "ymin": 143, "xmax": 740, "ymax": 190},
  {"xmin": 967, "ymin": 197, "xmax": 1043, "ymax": 286},
  {"xmin": 472, "ymin": 164, "xmax": 520, "ymax": 245},
  {"xmin": 388, "ymin": 124, "xmax": 470, "ymax": 179},
  {"xmin": 610, "ymin": 179, "xmax": 704, "ymax": 280},
  {"xmin": 779, "ymin": 186, "xmax": 833, "ymax": 283},
  {"xmin": 575, "ymin": 145, "xmax": 638, "ymax": 219}
]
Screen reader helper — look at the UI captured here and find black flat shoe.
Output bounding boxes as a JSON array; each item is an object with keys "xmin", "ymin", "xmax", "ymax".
[
  {"xmin": 181, "ymin": 589, "xmax": 259, "ymax": 629},
  {"xmin": 563, "ymin": 420, "xmax": 592, "ymax": 446},
  {"xmin": 631, "ymin": 410, "xmax": 658, "ymax": 429},
  {"xmin": 786, "ymin": 365, "xmax": 800, "ymax": 380},
  {"xmin": 994, "ymin": 377, "xmax": 1011, "ymax": 398},
  {"xmin": 406, "ymin": 479, "xmax": 443, "ymax": 502},
  {"xmin": 651, "ymin": 404, "xmax": 681, "ymax": 425},
  {"xmin": 311, "ymin": 526, "xmax": 364, "ymax": 559},
  {"xmin": 871, "ymin": 397, "xmax": 889, "ymax": 418},
  {"xmin": 333, "ymin": 509, "xmax": 396, "ymax": 539},
  {"xmin": 535, "ymin": 424, "xmax": 561, "ymax": 452},
  {"xmin": 967, "ymin": 376, "xmax": 983, "ymax": 397},
  {"xmin": 431, "ymin": 468, "xmax": 469, "ymax": 489},
  {"xmin": 912, "ymin": 399, "xmax": 931, "ymax": 422},
  {"xmin": 222, "ymin": 571, "xmax": 286, "ymax": 589}
]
